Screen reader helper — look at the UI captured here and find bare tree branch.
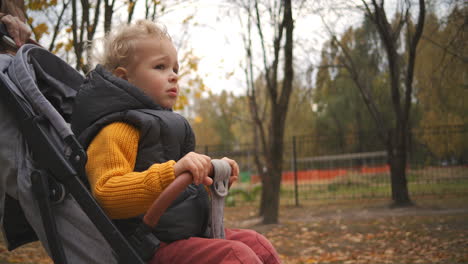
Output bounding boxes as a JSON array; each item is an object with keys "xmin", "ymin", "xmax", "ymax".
[
  {"xmin": 370, "ymin": 0, "xmax": 403, "ymax": 127},
  {"xmin": 104, "ymin": 0, "xmax": 116, "ymax": 33},
  {"xmin": 239, "ymin": 1, "xmax": 268, "ymax": 158},
  {"xmin": 331, "ymin": 35, "xmax": 388, "ymax": 144},
  {"xmin": 48, "ymin": 0, "xmax": 70, "ymax": 52},
  {"xmin": 421, "ymin": 35, "xmax": 468, "ymax": 63},
  {"xmin": 403, "ymin": 0, "xmax": 425, "ymax": 124}
]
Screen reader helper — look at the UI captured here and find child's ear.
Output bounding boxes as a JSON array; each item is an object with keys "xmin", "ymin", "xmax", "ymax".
[{"xmin": 113, "ymin": 67, "xmax": 128, "ymax": 80}]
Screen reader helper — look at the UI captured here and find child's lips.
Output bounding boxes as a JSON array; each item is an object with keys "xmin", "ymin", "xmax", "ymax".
[{"xmin": 167, "ymin": 88, "xmax": 178, "ymax": 97}]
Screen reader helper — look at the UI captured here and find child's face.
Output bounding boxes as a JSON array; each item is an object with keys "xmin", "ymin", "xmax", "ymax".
[{"xmin": 116, "ymin": 36, "xmax": 179, "ymax": 109}]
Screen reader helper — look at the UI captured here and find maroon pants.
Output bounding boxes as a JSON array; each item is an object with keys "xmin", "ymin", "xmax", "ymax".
[{"xmin": 149, "ymin": 228, "xmax": 281, "ymax": 264}]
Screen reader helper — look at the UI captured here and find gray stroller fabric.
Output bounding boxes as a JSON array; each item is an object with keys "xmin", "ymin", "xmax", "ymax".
[{"xmin": 0, "ymin": 45, "xmax": 116, "ymax": 263}]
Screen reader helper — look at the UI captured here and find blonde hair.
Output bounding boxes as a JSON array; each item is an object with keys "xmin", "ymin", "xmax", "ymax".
[{"xmin": 95, "ymin": 19, "xmax": 171, "ymax": 71}]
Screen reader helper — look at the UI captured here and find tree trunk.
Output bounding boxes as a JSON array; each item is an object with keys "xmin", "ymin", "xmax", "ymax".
[
  {"xmin": 363, "ymin": 0, "xmax": 424, "ymax": 207},
  {"xmin": 262, "ymin": 104, "xmax": 287, "ymax": 223},
  {"xmin": 259, "ymin": 174, "xmax": 267, "ymax": 216},
  {"xmin": 388, "ymin": 146, "xmax": 412, "ymax": 206},
  {"xmin": 262, "ymin": 137, "xmax": 282, "ymax": 223},
  {"xmin": 259, "ymin": 131, "xmax": 282, "ymax": 222},
  {"xmin": 241, "ymin": 0, "xmax": 294, "ymax": 223},
  {"xmin": 257, "ymin": 148, "xmax": 268, "ymax": 217},
  {"xmin": 260, "ymin": 0, "xmax": 293, "ymax": 224},
  {"xmin": 261, "ymin": 168, "xmax": 281, "ymax": 224}
]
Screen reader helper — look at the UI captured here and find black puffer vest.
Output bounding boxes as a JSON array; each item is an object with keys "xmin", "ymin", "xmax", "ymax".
[{"xmin": 71, "ymin": 65, "xmax": 209, "ymax": 242}]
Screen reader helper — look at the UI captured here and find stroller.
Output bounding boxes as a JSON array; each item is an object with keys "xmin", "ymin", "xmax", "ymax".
[{"xmin": 0, "ymin": 27, "xmax": 231, "ymax": 263}]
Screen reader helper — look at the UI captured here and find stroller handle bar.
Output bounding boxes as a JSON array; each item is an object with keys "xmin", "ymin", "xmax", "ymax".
[
  {"xmin": 143, "ymin": 172, "xmax": 193, "ymax": 228},
  {"xmin": 143, "ymin": 159, "xmax": 231, "ymax": 228}
]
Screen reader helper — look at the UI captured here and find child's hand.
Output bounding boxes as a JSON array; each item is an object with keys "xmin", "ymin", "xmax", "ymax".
[
  {"xmin": 221, "ymin": 157, "xmax": 239, "ymax": 188},
  {"xmin": 174, "ymin": 152, "xmax": 213, "ymax": 186}
]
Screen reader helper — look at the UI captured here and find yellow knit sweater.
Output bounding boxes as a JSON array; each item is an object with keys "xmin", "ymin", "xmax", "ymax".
[{"xmin": 86, "ymin": 122, "xmax": 176, "ymax": 219}]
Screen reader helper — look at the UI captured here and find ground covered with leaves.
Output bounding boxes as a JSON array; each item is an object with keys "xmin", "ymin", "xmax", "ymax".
[
  {"xmin": 225, "ymin": 197, "xmax": 468, "ymax": 264},
  {"xmin": 1, "ymin": 196, "xmax": 467, "ymax": 264}
]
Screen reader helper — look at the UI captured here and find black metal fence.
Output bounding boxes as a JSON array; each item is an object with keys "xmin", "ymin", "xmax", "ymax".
[{"xmin": 196, "ymin": 125, "xmax": 468, "ymax": 206}]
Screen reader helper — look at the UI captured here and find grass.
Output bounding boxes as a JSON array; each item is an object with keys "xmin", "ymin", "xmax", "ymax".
[{"xmin": 228, "ymin": 166, "xmax": 468, "ymax": 206}]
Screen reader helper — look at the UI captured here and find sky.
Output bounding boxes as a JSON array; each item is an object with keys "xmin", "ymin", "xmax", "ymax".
[
  {"xmin": 30, "ymin": 0, "xmax": 365, "ymax": 97},
  {"xmin": 130, "ymin": 0, "xmax": 364, "ymax": 96},
  {"xmin": 32, "ymin": 0, "xmax": 435, "ymax": 97}
]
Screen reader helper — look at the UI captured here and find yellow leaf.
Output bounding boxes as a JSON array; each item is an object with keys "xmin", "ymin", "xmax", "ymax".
[
  {"xmin": 53, "ymin": 42, "xmax": 64, "ymax": 54},
  {"xmin": 65, "ymin": 40, "xmax": 73, "ymax": 52},
  {"xmin": 33, "ymin": 23, "xmax": 49, "ymax": 41},
  {"xmin": 194, "ymin": 116, "xmax": 203, "ymax": 124},
  {"xmin": 28, "ymin": 0, "xmax": 58, "ymax": 10},
  {"xmin": 199, "ymin": 83, "xmax": 206, "ymax": 92},
  {"xmin": 182, "ymin": 15, "xmax": 194, "ymax": 24},
  {"xmin": 128, "ymin": 1, "xmax": 135, "ymax": 12},
  {"xmin": 174, "ymin": 95, "xmax": 188, "ymax": 110}
]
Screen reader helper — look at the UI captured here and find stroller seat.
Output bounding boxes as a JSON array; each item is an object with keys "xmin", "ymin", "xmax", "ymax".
[{"xmin": 0, "ymin": 44, "xmax": 144, "ymax": 263}]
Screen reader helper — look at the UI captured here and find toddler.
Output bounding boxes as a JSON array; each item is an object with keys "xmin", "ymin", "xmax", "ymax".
[{"xmin": 71, "ymin": 20, "xmax": 280, "ymax": 264}]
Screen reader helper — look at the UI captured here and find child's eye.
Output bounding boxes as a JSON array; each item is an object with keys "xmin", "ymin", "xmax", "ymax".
[{"xmin": 154, "ymin": 64, "xmax": 165, "ymax": 70}]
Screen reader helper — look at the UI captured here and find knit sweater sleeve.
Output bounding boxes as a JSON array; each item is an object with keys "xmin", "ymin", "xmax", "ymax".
[{"xmin": 85, "ymin": 122, "xmax": 176, "ymax": 219}]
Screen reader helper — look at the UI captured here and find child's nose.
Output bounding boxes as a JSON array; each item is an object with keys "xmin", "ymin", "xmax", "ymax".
[{"xmin": 169, "ymin": 72, "xmax": 178, "ymax": 82}]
